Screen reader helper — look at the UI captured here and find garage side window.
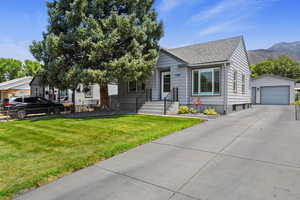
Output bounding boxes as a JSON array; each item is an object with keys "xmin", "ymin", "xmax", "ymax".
[
  {"xmin": 233, "ymin": 71, "xmax": 238, "ymax": 93},
  {"xmin": 242, "ymin": 74, "xmax": 246, "ymax": 94}
]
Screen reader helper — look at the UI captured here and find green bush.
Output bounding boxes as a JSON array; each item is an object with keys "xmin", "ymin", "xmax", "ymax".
[
  {"xmin": 177, "ymin": 106, "xmax": 198, "ymax": 114},
  {"xmin": 189, "ymin": 108, "xmax": 198, "ymax": 114},
  {"xmin": 297, "ymin": 92, "xmax": 300, "ymax": 101},
  {"xmin": 203, "ymin": 108, "xmax": 218, "ymax": 115},
  {"xmin": 294, "ymin": 100, "xmax": 300, "ymax": 105},
  {"xmin": 178, "ymin": 106, "xmax": 190, "ymax": 114}
]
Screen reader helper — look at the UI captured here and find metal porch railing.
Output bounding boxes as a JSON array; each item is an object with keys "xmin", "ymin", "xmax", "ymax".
[{"xmin": 164, "ymin": 88, "xmax": 179, "ymax": 115}]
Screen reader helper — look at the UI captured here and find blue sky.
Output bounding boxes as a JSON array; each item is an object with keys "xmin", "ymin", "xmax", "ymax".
[{"xmin": 0, "ymin": 0, "xmax": 299, "ymax": 60}]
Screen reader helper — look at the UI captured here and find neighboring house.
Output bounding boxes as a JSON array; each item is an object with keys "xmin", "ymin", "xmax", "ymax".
[
  {"xmin": 118, "ymin": 36, "xmax": 251, "ymax": 114},
  {"xmin": 30, "ymin": 76, "xmax": 118, "ymax": 106},
  {"xmin": 0, "ymin": 77, "xmax": 32, "ymax": 103},
  {"xmin": 296, "ymin": 83, "xmax": 300, "ymax": 100},
  {"xmin": 295, "ymin": 83, "xmax": 300, "ymax": 92},
  {"xmin": 251, "ymin": 74, "xmax": 296, "ymax": 105}
]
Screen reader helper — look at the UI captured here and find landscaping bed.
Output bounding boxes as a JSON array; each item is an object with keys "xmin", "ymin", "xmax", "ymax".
[{"xmin": 0, "ymin": 114, "xmax": 202, "ymax": 199}]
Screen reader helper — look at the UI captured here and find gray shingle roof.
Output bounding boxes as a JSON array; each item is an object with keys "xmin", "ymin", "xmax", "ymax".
[
  {"xmin": 165, "ymin": 36, "xmax": 243, "ymax": 64},
  {"xmin": 253, "ymin": 74, "xmax": 296, "ymax": 82}
]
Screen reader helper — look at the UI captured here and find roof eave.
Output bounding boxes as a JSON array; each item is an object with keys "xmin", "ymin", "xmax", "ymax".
[
  {"xmin": 253, "ymin": 74, "xmax": 296, "ymax": 82},
  {"xmin": 178, "ymin": 60, "xmax": 230, "ymax": 68},
  {"xmin": 160, "ymin": 48, "xmax": 188, "ymax": 64},
  {"xmin": 29, "ymin": 76, "xmax": 37, "ymax": 86},
  {"xmin": 227, "ymin": 36, "xmax": 244, "ymax": 60}
]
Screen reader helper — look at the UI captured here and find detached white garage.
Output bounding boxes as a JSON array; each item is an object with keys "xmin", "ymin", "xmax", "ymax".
[{"xmin": 251, "ymin": 75, "xmax": 296, "ymax": 105}]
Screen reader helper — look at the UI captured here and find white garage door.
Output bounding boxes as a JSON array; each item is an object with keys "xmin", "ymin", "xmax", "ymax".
[{"xmin": 261, "ymin": 86, "xmax": 290, "ymax": 105}]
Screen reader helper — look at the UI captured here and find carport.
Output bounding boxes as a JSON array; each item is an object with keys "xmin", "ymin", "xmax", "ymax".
[{"xmin": 251, "ymin": 74, "xmax": 295, "ymax": 105}]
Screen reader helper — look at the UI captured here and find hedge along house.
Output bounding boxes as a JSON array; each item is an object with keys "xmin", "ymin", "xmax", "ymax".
[{"xmin": 117, "ymin": 36, "xmax": 252, "ymax": 114}]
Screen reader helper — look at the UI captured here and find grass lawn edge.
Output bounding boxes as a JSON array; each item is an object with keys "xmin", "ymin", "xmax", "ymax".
[{"xmin": 1, "ymin": 114, "xmax": 204, "ymax": 200}]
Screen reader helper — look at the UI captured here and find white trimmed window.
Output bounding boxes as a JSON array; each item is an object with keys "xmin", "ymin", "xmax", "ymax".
[
  {"xmin": 242, "ymin": 74, "xmax": 246, "ymax": 94},
  {"xmin": 84, "ymin": 85, "xmax": 93, "ymax": 98},
  {"xmin": 192, "ymin": 67, "xmax": 220, "ymax": 96},
  {"xmin": 233, "ymin": 71, "xmax": 238, "ymax": 93},
  {"xmin": 59, "ymin": 89, "xmax": 68, "ymax": 98}
]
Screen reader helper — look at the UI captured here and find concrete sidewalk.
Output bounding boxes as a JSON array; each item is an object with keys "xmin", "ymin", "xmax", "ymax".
[{"xmin": 16, "ymin": 106, "xmax": 300, "ymax": 200}]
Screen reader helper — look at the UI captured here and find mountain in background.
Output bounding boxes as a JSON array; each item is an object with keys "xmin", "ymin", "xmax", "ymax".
[{"xmin": 248, "ymin": 41, "xmax": 300, "ymax": 64}]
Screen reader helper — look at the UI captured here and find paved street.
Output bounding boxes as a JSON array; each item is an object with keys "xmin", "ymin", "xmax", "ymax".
[{"xmin": 16, "ymin": 106, "xmax": 300, "ymax": 200}]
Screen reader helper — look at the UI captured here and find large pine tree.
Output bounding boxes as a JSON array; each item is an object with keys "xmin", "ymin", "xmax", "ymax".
[{"xmin": 31, "ymin": 0, "xmax": 163, "ymax": 108}]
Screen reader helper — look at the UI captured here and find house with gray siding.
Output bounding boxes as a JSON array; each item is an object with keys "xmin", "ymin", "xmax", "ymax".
[
  {"xmin": 118, "ymin": 36, "xmax": 252, "ymax": 114},
  {"xmin": 30, "ymin": 76, "xmax": 118, "ymax": 106},
  {"xmin": 295, "ymin": 83, "xmax": 300, "ymax": 92}
]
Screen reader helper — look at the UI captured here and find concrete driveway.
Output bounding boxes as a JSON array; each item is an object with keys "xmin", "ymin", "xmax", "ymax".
[{"xmin": 16, "ymin": 105, "xmax": 300, "ymax": 200}]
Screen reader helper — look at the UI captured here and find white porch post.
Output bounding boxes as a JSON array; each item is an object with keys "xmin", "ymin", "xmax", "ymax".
[{"xmin": 185, "ymin": 67, "xmax": 189, "ymax": 105}]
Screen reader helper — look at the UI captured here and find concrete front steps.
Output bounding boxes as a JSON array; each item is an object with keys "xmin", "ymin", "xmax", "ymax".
[{"xmin": 138, "ymin": 101, "xmax": 179, "ymax": 115}]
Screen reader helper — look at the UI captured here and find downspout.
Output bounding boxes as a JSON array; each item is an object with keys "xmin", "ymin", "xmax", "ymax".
[
  {"xmin": 185, "ymin": 67, "xmax": 188, "ymax": 105},
  {"xmin": 224, "ymin": 63, "xmax": 229, "ymax": 114}
]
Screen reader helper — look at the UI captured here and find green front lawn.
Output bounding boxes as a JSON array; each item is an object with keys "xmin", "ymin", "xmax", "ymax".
[{"xmin": 0, "ymin": 114, "xmax": 202, "ymax": 199}]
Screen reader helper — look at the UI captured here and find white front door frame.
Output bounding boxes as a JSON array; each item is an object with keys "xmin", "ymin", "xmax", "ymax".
[{"xmin": 161, "ymin": 71, "xmax": 171, "ymax": 99}]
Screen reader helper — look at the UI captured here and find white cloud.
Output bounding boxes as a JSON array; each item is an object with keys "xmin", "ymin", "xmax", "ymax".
[
  {"xmin": 192, "ymin": 0, "xmax": 279, "ymax": 38},
  {"xmin": 158, "ymin": 0, "xmax": 200, "ymax": 13},
  {"xmin": 191, "ymin": 0, "xmax": 248, "ymax": 21},
  {"xmin": 191, "ymin": 0, "xmax": 279, "ymax": 22},
  {"xmin": 158, "ymin": 0, "xmax": 183, "ymax": 12},
  {"xmin": 198, "ymin": 18, "xmax": 242, "ymax": 37},
  {"xmin": 198, "ymin": 23, "xmax": 230, "ymax": 37},
  {"xmin": 0, "ymin": 38, "xmax": 34, "ymax": 61}
]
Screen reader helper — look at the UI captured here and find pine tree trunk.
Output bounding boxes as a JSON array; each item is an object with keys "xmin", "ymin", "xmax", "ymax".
[
  {"xmin": 52, "ymin": 88, "xmax": 55, "ymax": 101},
  {"xmin": 100, "ymin": 83, "xmax": 109, "ymax": 109},
  {"xmin": 72, "ymin": 88, "xmax": 76, "ymax": 113}
]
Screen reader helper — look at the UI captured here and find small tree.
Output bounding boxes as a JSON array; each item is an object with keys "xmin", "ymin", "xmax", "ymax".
[
  {"xmin": 23, "ymin": 60, "xmax": 42, "ymax": 77},
  {"xmin": 30, "ymin": 0, "xmax": 163, "ymax": 109},
  {"xmin": 0, "ymin": 58, "xmax": 24, "ymax": 82}
]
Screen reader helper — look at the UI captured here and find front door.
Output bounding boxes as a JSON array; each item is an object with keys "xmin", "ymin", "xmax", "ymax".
[{"xmin": 161, "ymin": 71, "xmax": 171, "ymax": 99}]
